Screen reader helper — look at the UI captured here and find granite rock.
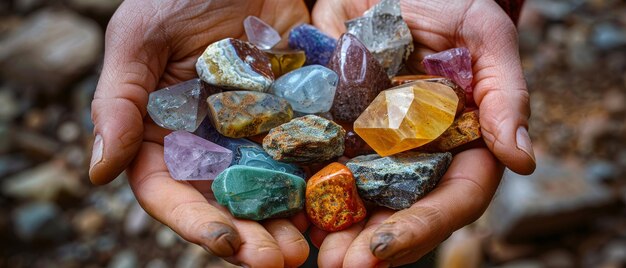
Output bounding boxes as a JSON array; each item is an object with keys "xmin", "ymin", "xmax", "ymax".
[
  {"xmin": 196, "ymin": 38, "xmax": 274, "ymax": 92},
  {"xmin": 263, "ymin": 115, "xmax": 345, "ymax": 163},
  {"xmin": 328, "ymin": 33, "xmax": 392, "ymax": 122},
  {"xmin": 212, "ymin": 165, "xmax": 306, "ymax": 220},
  {"xmin": 306, "ymin": 162, "xmax": 367, "ymax": 231},
  {"xmin": 270, "ymin": 65, "xmax": 338, "ymax": 114},
  {"xmin": 163, "ymin": 131, "xmax": 232, "ymax": 180},
  {"xmin": 147, "ymin": 79, "xmax": 215, "ymax": 132},
  {"xmin": 346, "ymin": 152, "xmax": 452, "ymax": 210},
  {"xmin": 288, "ymin": 24, "xmax": 337, "ymax": 66},
  {"xmin": 207, "ymin": 91, "xmax": 293, "ymax": 138}
]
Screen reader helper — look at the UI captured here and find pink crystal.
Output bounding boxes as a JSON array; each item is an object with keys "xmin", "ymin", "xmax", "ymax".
[
  {"xmin": 164, "ymin": 131, "xmax": 232, "ymax": 181},
  {"xmin": 423, "ymin": 47, "xmax": 473, "ymax": 93},
  {"xmin": 244, "ymin": 16, "xmax": 281, "ymax": 50}
]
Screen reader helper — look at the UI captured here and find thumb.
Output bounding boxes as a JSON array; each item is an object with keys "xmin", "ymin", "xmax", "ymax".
[
  {"xmin": 89, "ymin": 3, "xmax": 166, "ymax": 185},
  {"xmin": 469, "ymin": 13, "xmax": 536, "ymax": 175}
]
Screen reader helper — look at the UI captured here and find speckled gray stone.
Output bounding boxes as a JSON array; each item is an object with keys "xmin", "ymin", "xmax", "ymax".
[{"xmin": 346, "ymin": 152, "xmax": 452, "ymax": 210}]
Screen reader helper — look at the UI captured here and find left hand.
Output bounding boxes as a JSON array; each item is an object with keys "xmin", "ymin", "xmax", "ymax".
[{"xmin": 309, "ymin": 0, "xmax": 533, "ymax": 266}]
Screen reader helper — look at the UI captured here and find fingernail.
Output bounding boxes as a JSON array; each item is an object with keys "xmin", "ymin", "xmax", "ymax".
[
  {"xmin": 371, "ymin": 232, "xmax": 394, "ymax": 255},
  {"xmin": 201, "ymin": 222, "xmax": 241, "ymax": 257},
  {"xmin": 90, "ymin": 134, "xmax": 103, "ymax": 170},
  {"xmin": 516, "ymin": 126, "xmax": 536, "ymax": 163},
  {"xmin": 375, "ymin": 261, "xmax": 390, "ymax": 268}
]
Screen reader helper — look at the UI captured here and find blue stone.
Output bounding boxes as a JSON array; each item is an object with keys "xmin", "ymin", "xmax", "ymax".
[
  {"xmin": 194, "ymin": 118, "xmax": 305, "ymax": 178},
  {"xmin": 270, "ymin": 65, "xmax": 338, "ymax": 114},
  {"xmin": 288, "ymin": 24, "xmax": 337, "ymax": 66}
]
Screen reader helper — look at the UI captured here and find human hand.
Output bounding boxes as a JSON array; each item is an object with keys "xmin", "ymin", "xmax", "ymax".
[
  {"xmin": 89, "ymin": 1, "xmax": 310, "ymax": 267},
  {"xmin": 310, "ymin": 0, "xmax": 534, "ymax": 266}
]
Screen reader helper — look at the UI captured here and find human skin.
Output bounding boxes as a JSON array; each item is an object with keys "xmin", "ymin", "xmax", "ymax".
[
  {"xmin": 89, "ymin": 1, "xmax": 311, "ymax": 267},
  {"xmin": 309, "ymin": 0, "xmax": 534, "ymax": 267}
]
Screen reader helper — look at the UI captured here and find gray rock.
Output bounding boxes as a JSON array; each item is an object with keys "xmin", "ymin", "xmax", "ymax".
[
  {"xmin": 2, "ymin": 160, "xmax": 84, "ymax": 201},
  {"xmin": 145, "ymin": 259, "xmax": 169, "ymax": 268},
  {"xmin": 176, "ymin": 244, "xmax": 208, "ymax": 268},
  {"xmin": 156, "ymin": 226, "xmax": 179, "ymax": 248},
  {"xmin": 346, "ymin": 152, "xmax": 452, "ymax": 210},
  {"xmin": 13, "ymin": 202, "xmax": 70, "ymax": 242},
  {"xmin": 107, "ymin": 249, "xmax": 138, "ymax": 268},
  {"xmin": 0, "ymin": 9, "xmax": 102, "ymax": 93},
  {"xmin": 488, "ymin": 156, "xmax": 618, "ymax": 243},
  {"xmin": 263, "ymin": 115, "xmax": 345, "ymax": 163},
  {"xmin": 124, "ymin": 202, "xmax": 152, "ymax": 236}
]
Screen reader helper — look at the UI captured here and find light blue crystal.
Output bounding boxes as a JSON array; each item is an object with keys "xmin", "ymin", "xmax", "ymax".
[
  {"xmin": 147, "ymin": 79, "xmax": 211, "ymax": 132},
  {"xmin": 270, "ymin": 65, "xmax": 338, "ymax": 114}
]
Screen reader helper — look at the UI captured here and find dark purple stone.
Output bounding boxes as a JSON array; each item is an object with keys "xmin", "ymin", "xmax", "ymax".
[{"xmin": 328, "ymin": 33, "xmax": 392, "ymax": 122}]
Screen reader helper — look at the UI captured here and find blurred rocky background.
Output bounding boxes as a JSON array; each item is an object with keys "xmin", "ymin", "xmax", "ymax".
[{"xmin": 0, "ymin": 0, "xmax": 624, "ymax": 267}]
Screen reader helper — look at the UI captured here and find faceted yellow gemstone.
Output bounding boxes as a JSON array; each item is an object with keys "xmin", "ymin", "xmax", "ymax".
[
  {"xmin": 353, "ymin": 81, "xmax": 458, "ymax": 156},
  {"xmin": 263, "ymin": 49, "xmax": 306, "ymax": 77}
]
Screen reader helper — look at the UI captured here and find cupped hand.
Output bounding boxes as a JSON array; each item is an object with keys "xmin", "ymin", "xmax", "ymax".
[
  {"xmin": 311, "ymin": 0, "xmax": 534, "ymax": 266},
  {"xmin": 89, "ymin": 1, "xmax": 310, "ymax": 267}
]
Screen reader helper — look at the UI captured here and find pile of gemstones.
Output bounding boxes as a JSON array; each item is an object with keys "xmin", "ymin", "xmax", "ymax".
[{"xmin": 148, "ymin": 0, "xmax": 481, "ymax": 232}]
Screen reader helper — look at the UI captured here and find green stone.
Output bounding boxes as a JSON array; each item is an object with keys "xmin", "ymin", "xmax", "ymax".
[{"xmin": 211, "ymin": 165, "xmax": 306, "ymax": 220}]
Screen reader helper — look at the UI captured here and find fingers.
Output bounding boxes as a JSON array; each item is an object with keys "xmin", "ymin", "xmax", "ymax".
[
  {"xmin": 263, "ymin": 219, "xmax": 310, "ymax": 268},
  {"xmin": 226, "ymin": 219, "xmax": 285, "ymax": 268},
  {"xmin": 462, "ymin": 3, "xmax": 535, "ymax": 175},
  {"xmin": 317, "ymin": 223, "xmax": 363, "ymax": 268},
  {"xmin": 127, "ymin": 142, "xmax": 241, "ymax": 257},
  {"xmin": 361, "ymin": 148, "xmax": 502, "ymax": 266},
  {"xmin": 342, "ymin": 209, "xmax": 395, "ymax": 268},
  {"xmin": 89, "ymin": 1, "xmax": 168, "ymax": 185}
]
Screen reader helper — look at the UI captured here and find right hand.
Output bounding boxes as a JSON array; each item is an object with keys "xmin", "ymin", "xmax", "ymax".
[{"xmin": 89, "ymin": 1, "xmax": 311, "ymax": 267}]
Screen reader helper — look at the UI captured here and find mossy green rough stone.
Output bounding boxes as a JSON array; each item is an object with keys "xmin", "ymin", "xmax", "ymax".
[
  {"xmin": 263, "ymin": 115, "xmax": 345, "ymax": 163},
  {"xmin": 212, "ymin": 165, "xmax": 305, "ymax": 220},
  {"xmin": 346, "ymin": 152, "xmax": 452, "ymax": 210}
]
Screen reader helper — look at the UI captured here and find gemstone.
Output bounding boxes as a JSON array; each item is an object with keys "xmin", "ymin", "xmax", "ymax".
[
  {"xmin": 353, "ymin": 81, "xmax": 458, "ymax": 156},
  {"xmin": 420, "ymin": 111, "xmax": 481, "ymax": 152},
  {"xmin": 194, "ymin": 119, "xmax": 305, "ymax": 178},
  {"xmin": 263, "ymin": 115, "xmax": 345, "ymax": 163},
  {"xmin": 270, "ymin": 65, "xmax": 338, "ymax": 114},
  {"xmin": 288, "ymin": 24, "xmax": 337, "ymax": 66},
  {"xmin": 207, "ymin": 91, "xmax": 293, "ymax": 138},
  {"xmin": 345, "ymin": 0, "xmax": 414, "ymax": 77},
  {"xmin": 391, "ymin": 75, "xmax": 466, "ymax": 116},
  {"xmin": 346, "ymin": 152, "xmax": 452, "ymax": 210},
  {"xmin": 243, "ymin": 16, "xmax": 281, "ymax": 50},
  {"xmin": 328, "ymin": 33, "xmax": 392, "ymax": 122},
  {"xmin": 306, "ymin": 162, "xmax": 367, "ymax": 232},
  {"xmin": 196, "ymin": 38, "xmax": 274, "ymax": 92},
  {"xmin": 212, "ymin": 165, "xmax": 306, "ymax": 221},
  {"xmin": 263, "ymin": 49, "xmax": 306, "ymax": 78},
  {"xmin": 423, "ymin": 47, "xmax": 473, "ymax": 104},
  {"xmin": 343, "ymin": 130, "xmax": 374, "ymax": 158},
  {"xmin": 147, "ymin": 79, "xmax": 214, "ymax": 132},
  {"xmin": 163, "ymin": 131, "xmax": 232, "ymax": 181}
]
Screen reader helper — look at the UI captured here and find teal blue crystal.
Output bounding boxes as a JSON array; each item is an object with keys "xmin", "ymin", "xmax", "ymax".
[
  {"xmin": 270, "ymin": 65, "xmax": 338, "ymax": 114},
  {"xmin": 212, "ymin": 165, "xmax": 306, "ymax": 220}
]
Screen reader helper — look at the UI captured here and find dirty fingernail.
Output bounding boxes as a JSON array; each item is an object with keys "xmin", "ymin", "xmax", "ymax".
[{"xmin": 201, "ymin": 222, "xmax": 241, "ymax": 257}]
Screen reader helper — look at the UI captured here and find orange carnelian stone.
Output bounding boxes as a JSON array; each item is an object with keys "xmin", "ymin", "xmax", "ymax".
[{"xmin": 305, "ymin": 162, "xmax": 366, "ymax": 232}]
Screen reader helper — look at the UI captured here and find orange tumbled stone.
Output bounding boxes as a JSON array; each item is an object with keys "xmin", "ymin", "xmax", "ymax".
[
  {"xmin": 353, "ymin": 81, "xmax": 458, "ymax": 156},
  {"xmin": 305, "ymin": 162, "xmax": 366, "ymax": 232}
]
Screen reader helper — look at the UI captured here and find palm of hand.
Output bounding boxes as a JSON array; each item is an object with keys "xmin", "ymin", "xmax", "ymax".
[{"xmin": 91, "ymin": 0, "xmax": 311, "ymax": 267}]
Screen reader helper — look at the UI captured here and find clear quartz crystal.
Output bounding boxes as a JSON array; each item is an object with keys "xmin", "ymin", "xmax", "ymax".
[
  {"xmin": 243, "ymin": 16, "xmax": 281, "ymax": 50},
  {"xmin": 147, "ymin": 79, "xmax": 209, "ymax": 132}
]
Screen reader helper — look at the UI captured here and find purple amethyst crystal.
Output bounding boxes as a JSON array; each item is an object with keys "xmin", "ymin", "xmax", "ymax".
[
  {"xmin": 423, "ymin": 47, "xmax": 473, "ymax": 93},
  {"xmin": 164, "ymin": 131, "xmax": 232, "ymax": 180}
]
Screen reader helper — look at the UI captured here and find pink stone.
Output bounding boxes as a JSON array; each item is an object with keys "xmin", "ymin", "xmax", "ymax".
[
  {"xmin": 423, "ymin": 48, "xmax": 474, "ymax": 104},
  {"xmin": 164, "ymin": 131, "xmax": 232, "ymax": 181},
  {"xmin": 243, "ymin": 16, "xmax": 281, "ymax": 50}
]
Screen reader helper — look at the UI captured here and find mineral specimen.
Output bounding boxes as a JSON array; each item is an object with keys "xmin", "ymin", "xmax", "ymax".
[
  {"xmin": 346, "ymin": 152, "xmax": 452, "ymax": 210},
  {"xmin": 270, "ymin": 65, "xmax": 338, "ymax": 114},
  {"xmin": 391, "ymin": 75, "xmax": 466, "ymax": 116},
  {"xmin": 194, "ymin": 119, "xmax": 305, "ymax": 178},
  {"xmin": 196, "ymin": 38, "xmax": 274, "ymax": 92},
  {"xmin": 345, "ymin": 0, "xmax": 414, "ymax": 77},
  {"xmin": 207, "ymin": 91, "xmax": 293, "ymax": 138},
  {"xmin": 423, "ymin": 47, "xmax": 473, "ymax": 103},
  {"xmin": 263, "ymin": 49, "xmax": 306, "ymax": 78},
  {"xmin": 147, "ymin": 79, "xmax": 213, "ymax": 132},
  {"xmin": 163, "ymin": 131, "xmax": 232, "ymax": 181},
  {"xmin": 263, "ymin": 115, "xmax": 345, "ymax": 163},
  {"xmin": 420, "ymin": 111, "xmax": 481, "ymax": 152},
  {"xmin": 328, "ymin": 33, "xmax": 392, "ymax": 122},
  {"xmin": 243, "ymin": 16, "xmax": 281, "ymax": 50},
  {"xmin": 343, "ymin": 130, "xmax": 374, "ymax": 158},
  {"xmin": 353, "ymin": 81, "xmax": 458, "ymax": 156},
  {"xmin": 288, "ymin": 24, "xmax": 337, "ymax": 66},
  {"xmin": 212, "ymin": 165, "xmax": 306, "ymax": 220},
  {"xmin": 306, "ymin": 162, "xmax": 367, "ymax": 231}
]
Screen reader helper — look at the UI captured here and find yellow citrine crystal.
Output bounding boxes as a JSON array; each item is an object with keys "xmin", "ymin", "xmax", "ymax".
[
  {"xmin": 353, "ymin": 81, "xmax": 458, "ymax": 156},
  {"xmin": 263, "ymin": 49, "xmax": 306, "ymax": 77}
]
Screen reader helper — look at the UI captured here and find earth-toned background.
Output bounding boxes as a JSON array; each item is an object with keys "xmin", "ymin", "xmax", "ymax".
[{"xmin": 0, "ymin": 0, "xmax": 624, "ymax": 267}]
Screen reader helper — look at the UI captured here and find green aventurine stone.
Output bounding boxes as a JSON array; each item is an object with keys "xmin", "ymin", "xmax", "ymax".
[{"xmin": 212, "ymin": 165, "xmax": 305, "ymax": 220}]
